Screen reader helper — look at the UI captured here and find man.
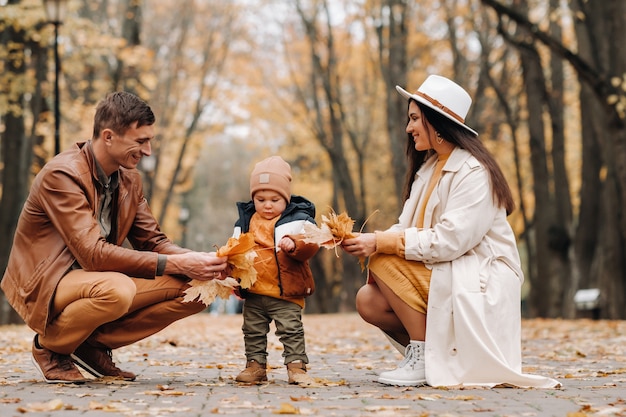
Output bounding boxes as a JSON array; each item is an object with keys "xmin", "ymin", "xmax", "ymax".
[{"xmin": 1, "ymin": 91, "xmax": 228, "ymax": 384}]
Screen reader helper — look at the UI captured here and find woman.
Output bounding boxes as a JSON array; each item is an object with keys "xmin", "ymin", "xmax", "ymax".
[{"xmin": 342, "ymin": 75, "xmax": 560, "ymax": 389}]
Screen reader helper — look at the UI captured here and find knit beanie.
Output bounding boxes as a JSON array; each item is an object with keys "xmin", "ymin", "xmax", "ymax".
[{"xmin": 250, "ymin": 156, "xmax": 292, "ymax": 202}]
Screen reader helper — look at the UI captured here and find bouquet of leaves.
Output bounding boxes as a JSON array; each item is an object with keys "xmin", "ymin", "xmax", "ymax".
[
  {"xmin": 303, "ymin": 209, "xmax": 378, "ymax": 271},
  {"xmin": 303, "ymin": 209, "xmax": 357, "ymax": 251},
  {"xmin": 183, "ymin": 232, "xmax": 257, "ymax": 305}
]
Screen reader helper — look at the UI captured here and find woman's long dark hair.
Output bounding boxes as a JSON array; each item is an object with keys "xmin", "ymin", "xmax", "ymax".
[{"xmin": 402, "ymin": 100, "xmax": 515, "ymax": 215}]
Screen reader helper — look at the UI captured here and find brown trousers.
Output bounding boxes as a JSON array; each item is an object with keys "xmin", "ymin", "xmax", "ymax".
[{"xmin": 39, "ymin": 270, "xmax": 205, "ymax": 354}]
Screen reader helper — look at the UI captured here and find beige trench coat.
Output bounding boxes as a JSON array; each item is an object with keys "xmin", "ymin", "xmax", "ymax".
[{"xmin": 386, "ymin": 148, "xmax": 559, "ymax": 388}]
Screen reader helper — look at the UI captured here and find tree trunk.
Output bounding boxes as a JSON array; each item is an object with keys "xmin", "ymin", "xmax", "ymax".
[
  {"xmin": 376, "ymin": 0, "xmax": 408, "ymax": 203},
  {"xmin": 570, "ymin": 0, "xmax": 606, "ymax": 314},
  {"xmin": 547, "ymin": 0, "xmax": 576, "ymax": 318},
  {"xmin": 292, "ymin": 0, "xmax": 367, "ymax": 311},
  {"xmin": 481, "ymin": 0, "xmax": 626, "ymax": 318},
  {"xmin": 570, "ymin": 0, "xmax": 626, "ymax": 319},
  {"xmin": 518, "ymin": 43, "xmax": 561, "ymax": 317},
  {"xmin": 0, "ymin": 6, "xmax": 36, "ymax": 324}
]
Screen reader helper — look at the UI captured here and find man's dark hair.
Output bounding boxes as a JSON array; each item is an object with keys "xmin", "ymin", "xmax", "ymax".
[{"xmin": 92, "ymin": 91, "xmax": 155, "ymax": 138}]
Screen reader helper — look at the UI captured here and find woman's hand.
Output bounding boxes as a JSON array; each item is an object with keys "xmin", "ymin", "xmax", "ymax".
[{"xmin": 341, "ymin": 233, "xmax": 377, "ymax": 258}]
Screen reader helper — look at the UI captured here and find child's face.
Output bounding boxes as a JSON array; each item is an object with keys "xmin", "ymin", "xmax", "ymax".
[{"xmin": 253, "ymin": 189, "xmax": 288, "ymax": 220}]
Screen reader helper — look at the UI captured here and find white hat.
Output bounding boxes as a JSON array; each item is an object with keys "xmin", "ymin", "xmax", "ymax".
[{"xmin": 396, "ymin": 75, "xmax": 477, "ymax": 135}]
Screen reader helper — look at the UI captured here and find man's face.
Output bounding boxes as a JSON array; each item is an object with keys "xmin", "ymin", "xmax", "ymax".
[{"xmin": 102, "ymin": 122, "xmax": 154, "ymax": 175}]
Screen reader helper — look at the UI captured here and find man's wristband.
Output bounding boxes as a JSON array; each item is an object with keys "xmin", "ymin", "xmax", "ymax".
[{"xmin": 156, "ymin": 254, "xmax": 167, "ymax": 276}]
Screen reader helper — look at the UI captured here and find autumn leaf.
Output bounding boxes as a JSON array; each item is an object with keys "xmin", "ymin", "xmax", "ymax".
[
  {"xmin": 226, "ymin": 251, "xmax": 258, "ymax": 289},
  {"xmin": 303, "ymin": 210, "xmax": 356, "ymax": 249},
  {"xmin": 272, "ymin": 402, "xmax": 300, "ymax": 414},
  {"xmin": 183, "ymin": 277, "xmax": 239, "ymax": 306},
  {"xmin": 17, "ymin": 399, "xmax": 65, "ymax": 412},
  {"xmin": 291, "ymin": 376, "xmax": 347, "ymax": 388},
  {"xmin": 217, "ymin": 232, "xmax": 258, "ymax": 289},
  {"xmin": 216, "ymin": 232, "xmax": 256, "ymax": 257},
  {"xmin": 183, "ymin": 232, "xmax": 257, "ymax": 305},
  {"xmin": 143, "ymin": 390, "xmax": 188, "ymax": 396},
  {"xmin": 304, "ymin": 209, "xmax": 372, "ymax": 270}
]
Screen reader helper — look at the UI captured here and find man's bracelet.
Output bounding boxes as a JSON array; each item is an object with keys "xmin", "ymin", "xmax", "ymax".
[{"xmin": 156, "ymin": 254, "xmax": 167, "ymax": 276}]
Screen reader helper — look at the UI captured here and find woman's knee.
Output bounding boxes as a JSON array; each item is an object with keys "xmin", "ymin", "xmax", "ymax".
[{"xmin": 356, "ymin": 284, "xmax": 384, "ymax": 324}]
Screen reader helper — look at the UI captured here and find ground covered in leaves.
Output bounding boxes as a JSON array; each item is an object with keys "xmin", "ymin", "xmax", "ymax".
[{"xmin": 0, "ymin": 313, "xmax": 624, "ymax": 417}]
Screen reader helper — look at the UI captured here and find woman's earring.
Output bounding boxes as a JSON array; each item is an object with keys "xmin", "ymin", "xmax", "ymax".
[{"xmin": 436, "ymin": 131, "xmax": 443, "ymax": 145}]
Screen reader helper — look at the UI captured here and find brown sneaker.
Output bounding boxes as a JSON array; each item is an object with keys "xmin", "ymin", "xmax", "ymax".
[
  {"xmin": 31, "ymin": 336, "xmax": 88, "ymax": 384},
  {"xmin": 286, "ymin": 360, "xmax": 307, "ymax": 384},
  {"xmin": 235, "ymin": 360, "xmax": 267, "ymax": 383},
  {"xmin": 71, "ymin": 343, "xmax": 136, "ymax": 381}
]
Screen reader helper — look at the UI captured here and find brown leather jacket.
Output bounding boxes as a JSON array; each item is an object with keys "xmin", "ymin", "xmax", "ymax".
[{"xmin": 1, "ymin": 141, "xmax": 189, "ymax": 335}]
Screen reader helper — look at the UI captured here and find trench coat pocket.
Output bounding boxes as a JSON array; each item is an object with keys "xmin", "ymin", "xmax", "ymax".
[
  {"xmin": 451, "ymin": 252, "xmax": 482, "ymax": 293},
  {"xmin": 479, "ymin": 254, "xmax": 524, "ymax": 293}
]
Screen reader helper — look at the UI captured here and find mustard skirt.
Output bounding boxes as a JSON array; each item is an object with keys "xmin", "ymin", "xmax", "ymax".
[{"xmin": 368, "ymin": 253, "xmax": 432, "ymax": 314}]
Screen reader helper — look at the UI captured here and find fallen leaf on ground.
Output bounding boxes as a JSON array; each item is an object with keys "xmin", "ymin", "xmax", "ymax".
[
  {"xmin": 17, "ymin": 398, "xmax": 64, "ymax": 412},
  {"xmin": 273, "ymin": 402, "xmax": 300, "ymax": 414},
  {"xmin": 143, "ymin": 390, "xmax": 190, "ymax": 396},
  {"xmin": 0, "ymin": 398, "xmax": 20, "ymax": 404},
  {"xmin": 293, "ymin": 376, "xmax": 347, "ymax": 388}
]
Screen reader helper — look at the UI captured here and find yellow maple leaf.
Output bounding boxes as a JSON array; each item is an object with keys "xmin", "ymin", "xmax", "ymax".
[
  {"xmin": 216, "ymin": 232, "xmax": 256, "ymax": 257},
  {"xmin": 303, "ymin": 209, "xmax": 356, "ymax": 249},
  {"xmin": 323, "ymin": 211, "xmax": 357, "ymax": 242},
  {"xmin": 302, "ymin": 222, "xmax": 335, "ymax": 248},
  {"xmin": 228, "ymin": 251, "xmax": 258, "ymax": 289},
  {"xmin": 215, "ymin": 232, "xmax": 258, "ymax": 289},
  {"xmin": 182, "ymin": 276, "xmax": 239, "ymax": 305},
  {"xmin": 303, "ymin": 209, "xmax": 371, "ymax": 270},
  {"xmin": 183, "ymin": 232, "xmax": 258, "ymax": 305}
]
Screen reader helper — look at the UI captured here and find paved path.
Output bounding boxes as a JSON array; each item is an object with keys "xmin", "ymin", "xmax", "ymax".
[{"xmin": 0, "ymin": 313, "xmax": 624, "ymax": 416}]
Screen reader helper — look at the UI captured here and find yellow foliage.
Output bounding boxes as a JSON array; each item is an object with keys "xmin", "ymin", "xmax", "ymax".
[
  {"xmin": 182, "ymin": 232, "xmax": 257, "ymax": 305},
  {"xmin": 182, "ymin": 276, "xmax": 239, "ymax": 306},
  {"xmin": 303, "ymin": 209, "xmax": 356, "ymax": 249},
  {"xmin": 303, "ymin": 209, "xmax": 366, "ymax": 270},
  {"xmin": 217, "ymin": 232, "xmax": 258, "ymax": 289}
]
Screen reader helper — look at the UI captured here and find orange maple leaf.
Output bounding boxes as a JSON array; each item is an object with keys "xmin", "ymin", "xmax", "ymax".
[
  {"xmin": 303, "ymin": 209, "xmax": 376, "ymax": 271},
  {"xmin": 183, "ymin": 232, "xmax": 258, "ymax": 305},
  {"xmin": 215, "ymin": 232, "xmax": 258, "ymax": 289},
  {"xmin": 303, "ymin": 209, "xmax": 357, "ymax": 249},
  {"xmin": 216, "ymin": 232, "xmax": 256, "ymax": 257}
]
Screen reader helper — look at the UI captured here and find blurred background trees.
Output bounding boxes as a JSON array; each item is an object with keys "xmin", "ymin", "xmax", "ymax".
[{"xmin": 1, "ymin": 0, "xmax": 625, "ymax": 321}]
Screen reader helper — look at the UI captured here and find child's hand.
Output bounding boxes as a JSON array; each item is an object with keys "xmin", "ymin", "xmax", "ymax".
[{"xmin": 278, "ymin": 236, "xmax": 296, "ymax": 253}]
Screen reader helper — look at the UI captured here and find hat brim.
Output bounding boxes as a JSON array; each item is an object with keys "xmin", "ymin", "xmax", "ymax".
[{"xmin": 396, "ymin": 85, "xmax": 478, "ymax": 136}]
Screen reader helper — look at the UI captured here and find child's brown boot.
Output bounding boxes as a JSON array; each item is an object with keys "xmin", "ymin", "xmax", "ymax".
[
  {"xmin": 286, "ymin": 360, "xmax": 307, "ymax": 384},
  {"xmin": 235, "ymin": 360, "xmax": 267, "ymax": 383}
]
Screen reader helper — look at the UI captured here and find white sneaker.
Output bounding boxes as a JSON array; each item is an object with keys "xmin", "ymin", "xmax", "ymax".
[{"xmin": 378, "ymin": 340, "xmax": 426, "ymax": 386}]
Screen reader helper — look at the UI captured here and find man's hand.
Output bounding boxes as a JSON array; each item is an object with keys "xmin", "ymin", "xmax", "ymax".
[{"xmin": 165, "ymin": 251, "xmax": 228, "ymax": 281}]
